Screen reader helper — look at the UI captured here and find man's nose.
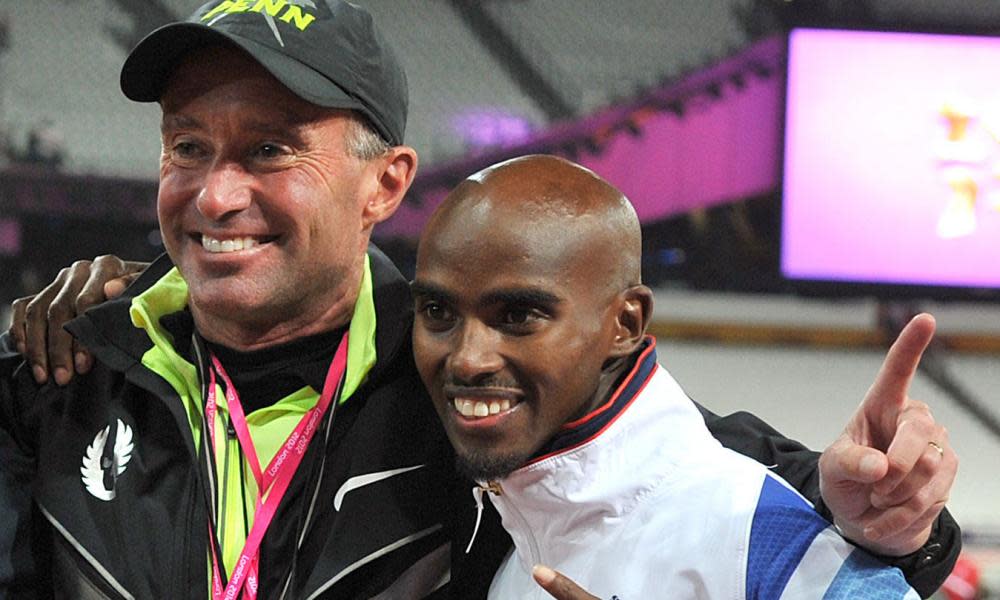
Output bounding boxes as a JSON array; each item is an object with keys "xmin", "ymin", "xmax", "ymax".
[
  {"xmin": 447, "ymin": 321, "xmax": 504, "ymax": 384},
  {"xmin": 196, "ymin": 162, "xmax": 253, "ymax": 221}
]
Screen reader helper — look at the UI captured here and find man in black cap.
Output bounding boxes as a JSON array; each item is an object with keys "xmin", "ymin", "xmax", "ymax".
[
  {"xmin": 0, "ymin": 1, "xmax": 455, "ymax": 598},
  {"xmin": 0, "ymin": 1, "xmax": 959, "ymax": 598}
]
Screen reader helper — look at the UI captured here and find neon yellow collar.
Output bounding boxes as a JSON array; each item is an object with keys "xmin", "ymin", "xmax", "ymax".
[{"xmin": 130, "ymin": 254, "xmax": 378, "ymax": 414}]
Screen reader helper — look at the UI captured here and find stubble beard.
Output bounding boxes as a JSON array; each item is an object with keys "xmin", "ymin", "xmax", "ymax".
[{"xmin": 454, "ymin": 449, "xmax": 529, "ymax": 483}]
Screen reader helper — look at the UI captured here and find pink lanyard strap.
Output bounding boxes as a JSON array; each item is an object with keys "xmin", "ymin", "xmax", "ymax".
[
  {"xmin": 205, "ymin": 332, "xmax": 349, "ymax": 600},
  {"xmin": 208, "ymin": 356, "xmax": 265, "ymax": 490}
]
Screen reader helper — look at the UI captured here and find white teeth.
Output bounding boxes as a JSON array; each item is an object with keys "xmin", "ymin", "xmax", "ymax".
[
  {"xmin": 201, "ymin": 235, "xmax": 261, "ymax": 253},
  {"xmin": 453, "ymin": 397, "xmax": 516, "ymax": 419}
]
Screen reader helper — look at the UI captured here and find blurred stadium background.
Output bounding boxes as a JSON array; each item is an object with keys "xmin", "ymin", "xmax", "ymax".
[{"xmin": 0, "ymin": 2, "xmax": 998, "ymax": 596}]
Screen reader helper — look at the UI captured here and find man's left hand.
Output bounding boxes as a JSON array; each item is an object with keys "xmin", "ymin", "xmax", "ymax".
[
  {"xmin": 819, "ymin": 313, "xmax": 958, "ymax": 557},
  {"xmin": 533, "ymin": 565, "xmax": 600, "ymax": 600}
]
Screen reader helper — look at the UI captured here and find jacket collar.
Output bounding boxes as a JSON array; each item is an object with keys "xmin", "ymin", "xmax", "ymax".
[
  {"xmin": 67, "ymin": 244, "xmax": 413, "ymax": 391},
  {"xmin": 360, "ymin": 243, "xmax": 413, "ymax": 390},
  {"xmin": 486, "ymin": 345, "xmax": 719, "ymax": 572},
  {"xmin": 64, "ymin": 245, "xmax": 414, "ymax": 458},
  {"xmin": 528, "ymin": 338, "xmax": 658, "ymax": 463}
]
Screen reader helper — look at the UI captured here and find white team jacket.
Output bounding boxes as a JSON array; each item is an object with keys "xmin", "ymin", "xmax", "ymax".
[{"xmin": 481, "ymin": 344, "xmax": 920, "ymax": 600}]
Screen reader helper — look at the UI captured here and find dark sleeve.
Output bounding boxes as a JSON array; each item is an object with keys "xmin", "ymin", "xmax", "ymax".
[
  {"xmin": 0, "ymin": 333, "xmax": 39, "ymax": 598},
  {"xmin": 695, "ymin": 400, "xmax": 960, "ymax": 598}
]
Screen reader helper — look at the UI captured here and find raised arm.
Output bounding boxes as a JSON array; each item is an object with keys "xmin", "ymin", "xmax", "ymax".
[{"xmin": 698, "ymin": 314, "xmax": 959, "ymax": 598}]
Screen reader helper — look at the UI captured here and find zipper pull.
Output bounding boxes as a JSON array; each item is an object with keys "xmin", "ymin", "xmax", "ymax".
[{"xmin": 226, "ymin": 417, "xmax": 237, "ymax": 440}]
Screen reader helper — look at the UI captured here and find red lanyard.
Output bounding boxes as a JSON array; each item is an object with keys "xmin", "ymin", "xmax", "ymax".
[{"xmin": 205, "ymin": 333, "xmax": 349, "ymax": 600}]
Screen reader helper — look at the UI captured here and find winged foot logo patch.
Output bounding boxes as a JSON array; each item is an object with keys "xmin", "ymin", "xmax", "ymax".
[{"xmin": 81, "ymin": 419, "xmax": 134, "ymax": 501}]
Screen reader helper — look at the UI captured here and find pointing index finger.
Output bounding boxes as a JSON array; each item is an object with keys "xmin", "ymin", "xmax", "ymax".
[{"xmin": 864, "ymin": 314, "xmax": 936, "ymax": 421}]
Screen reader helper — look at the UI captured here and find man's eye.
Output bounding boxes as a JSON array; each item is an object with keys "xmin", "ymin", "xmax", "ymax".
[
  {"xmin": 172, "ymin": 141, "xmax": 203, "ymax": 160},
  {"xmin": 420, "ymin": 302, "xmax": 454, "ymax": 323},
  {"xmin": 253, "ymin": 143, "xmax": 289, "ymax": 160},
  {"xmin": 501, "ymin": 308, "xmax": 541, "ymax": 327}
]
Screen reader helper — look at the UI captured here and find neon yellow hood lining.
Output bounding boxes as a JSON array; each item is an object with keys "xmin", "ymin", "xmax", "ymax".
[{"xmin": 129, "ymin": 254, "xmax": 378, "ymax": 442}]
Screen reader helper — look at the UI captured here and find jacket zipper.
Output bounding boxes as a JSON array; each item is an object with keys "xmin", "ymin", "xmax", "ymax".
[
  {"xmin": 487, "ymin": 481, "xmax": 543, "ymax": 567},
  {"xmin": 218, "ymin": 418, "xmax": 232, "ymax": 550}
]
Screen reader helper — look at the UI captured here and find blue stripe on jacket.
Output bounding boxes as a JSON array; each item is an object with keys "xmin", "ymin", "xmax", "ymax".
[
  {"xmin": 747, "ymin": 475, "xmax": 914, "ymax": 599},
  {"xmin": 823, "ymin": 550, "xmax": 914, "ymax": 599},
  {"xmin": 746, "ymin": 475, "xmax": 829, "ymax": 599}
]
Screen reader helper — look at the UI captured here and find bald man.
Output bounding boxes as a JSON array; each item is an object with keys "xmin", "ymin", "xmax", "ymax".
[{"xmin": 411, "ymin": 155, "xmax": 925, "ymax": 599}]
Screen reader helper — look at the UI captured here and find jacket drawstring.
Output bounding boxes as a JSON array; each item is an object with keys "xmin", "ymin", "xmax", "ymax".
[
  {"xmin": 465, "ymin": 486, "xmax": 486, "ymax": 554},
  {"xmin": 466, "ymin": 481, "xmax": 504, "ymax": 554}
]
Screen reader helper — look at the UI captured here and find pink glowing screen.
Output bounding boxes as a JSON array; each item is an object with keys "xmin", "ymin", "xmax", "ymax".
[{"xmin": 781, "ymin": 28, "xmax": 1000, "ymax": 292}]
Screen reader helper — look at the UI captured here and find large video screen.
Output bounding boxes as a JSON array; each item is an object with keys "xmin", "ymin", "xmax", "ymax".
[{"xmin": 781, "ymin": 27, "xmax": 1000, "ymax": 299}]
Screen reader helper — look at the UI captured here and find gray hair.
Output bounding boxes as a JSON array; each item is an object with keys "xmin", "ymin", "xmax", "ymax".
[{"xmin": 345, "ymin": 114, "xmax": 392, "ymax": 160}]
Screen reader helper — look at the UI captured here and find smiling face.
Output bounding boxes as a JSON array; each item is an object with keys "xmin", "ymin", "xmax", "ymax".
[
  {"xmin": 156, "ymin": 45, "xmax": 413, "ymax": 349},
  {"xmin": 412, "ymin": 155, "xmax": 648, "ymax": 480}
]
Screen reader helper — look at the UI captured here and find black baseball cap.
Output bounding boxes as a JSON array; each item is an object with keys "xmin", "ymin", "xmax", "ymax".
[{"xmin": 120, "ymin": 0, "xmax": 407, "ymax": 146}]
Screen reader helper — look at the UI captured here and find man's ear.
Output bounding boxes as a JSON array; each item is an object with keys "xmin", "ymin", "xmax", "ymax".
[
  {"xmin": 609, "ymin": 285, "xmax": 653, "ymax": 357},
  {"xmin": 362, "ymin": 145, "xmax": 418, "ymax": 228}
]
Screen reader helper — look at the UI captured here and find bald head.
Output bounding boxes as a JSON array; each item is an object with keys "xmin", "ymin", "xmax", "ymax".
[
  {"xmin": 412, "ymin": 155, "xmax": 653, "ymax": 480},
  {"xmin": 420, "ymin": 155, "xmax": 642, "ymax": 292}
]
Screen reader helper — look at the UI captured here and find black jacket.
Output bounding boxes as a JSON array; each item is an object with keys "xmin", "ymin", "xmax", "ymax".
[{"xmin": 0, "ymin": 248, "xmax": 456, "ymax": 599}]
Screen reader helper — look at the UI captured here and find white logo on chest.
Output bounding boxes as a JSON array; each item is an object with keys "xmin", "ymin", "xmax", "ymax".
[{"xmin": 80, "ymin": 419, "xmax": 134, "ymax": 501}]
